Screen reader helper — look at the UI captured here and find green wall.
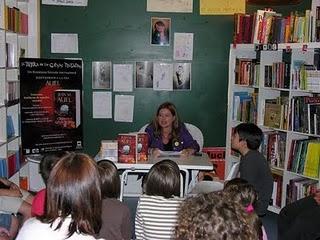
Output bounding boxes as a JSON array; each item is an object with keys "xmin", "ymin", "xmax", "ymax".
[{"xmin": 40, "ymin": 0, "xmax": 310, "ymax": 156}]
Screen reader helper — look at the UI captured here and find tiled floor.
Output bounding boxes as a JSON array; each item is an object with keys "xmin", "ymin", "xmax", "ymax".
[{"xmin": 123, "ymin": 197, "xmax": 279, "ymax": 240}]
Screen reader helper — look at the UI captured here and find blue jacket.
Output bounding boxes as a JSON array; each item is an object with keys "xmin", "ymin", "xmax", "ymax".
[{"xmin": 145, "ymin": 124, "xmax": 200, "ymax": 152}]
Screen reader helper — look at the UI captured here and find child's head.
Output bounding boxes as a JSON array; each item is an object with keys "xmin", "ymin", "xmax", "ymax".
[
  {"xmin": 98, "ymin": 160, "xmax": 120, "ymax": 199},
  {"xmin": 175, "ymin": 192, "xmax": 259, "ymax": 240},
  {"xmin": 223, "ymin": 178, "xmax": 262, "ymax": 239},
  {"xmin": 232, "ymin": 123, "xmax": 263, "ymax": 151},
  {"xmin": 154, "ymin": 21, "xmax": 165, "ymax": 33},
  {"xmin": 223, "ymin": 178, "xmax": 257, "ymax": 207},
  {"xmin": 40, "ymin": 151, "xmax": 67, "ymax": 184},
  {"xmin": 144, "ymin": 159, "xmax": 180, "ymax": 198}
]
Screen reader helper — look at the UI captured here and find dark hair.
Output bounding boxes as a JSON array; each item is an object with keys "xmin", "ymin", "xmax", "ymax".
[
  {"xmin": 42, "ymin": 152, "xmax": 102, "ymax": 237},
  {"xmin": 233, "ymin": 123, "xmax": 263, "ymax": 150},
  {"xmin": 154, "ymin": 20, "xmax": 165, "ymax": 28},
  {"xmin": 40, "ymin": 152, "xmax": 67, "ymax": 184},
  {"xmin": 175, "ymin": 192, "xmax": 259, "ymax": 240},
  {"xmin": 98, "ymin": 160, "xmax": 120, "ymax": 199},
  {"xmin": 151, "ymin": 102, "xmax": 181, "ymax": 140},
  {"xmin": 145, "ymin": 159, "xmax": 180, "ymax": 198}
]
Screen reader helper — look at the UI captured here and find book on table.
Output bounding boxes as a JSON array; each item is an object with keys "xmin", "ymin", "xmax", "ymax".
[{"xmin": 117, "ymin": 133, "xmax": 137, "ymax": 163}]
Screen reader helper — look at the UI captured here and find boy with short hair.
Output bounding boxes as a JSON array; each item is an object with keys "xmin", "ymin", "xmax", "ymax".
[{"xmin": 231, "ymin": 123, "xmax": 273, "ymax": 216}]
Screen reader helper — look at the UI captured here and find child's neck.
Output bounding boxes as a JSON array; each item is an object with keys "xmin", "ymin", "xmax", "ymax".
[{"xmin": 239, "ymin": 147, "xmax": 250, "ymax": 156}]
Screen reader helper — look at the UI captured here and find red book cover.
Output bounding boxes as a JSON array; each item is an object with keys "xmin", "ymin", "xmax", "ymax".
[
  {"xmin": 137, "ymin": 133, "xmax": 148, "ymax": 162},
  {"xmin": 54, "ymin": 89, "xmax": 81, "ymax": 129},
  {"xmin": 117, "ymin": 134, "xmax": 137, "ymax": 163},
  {"xmin": 203, "ymin": 147, "xmax": 226, "ymax": 180},
  {"xmin": 7, "ymin": 152, "xmax": 16, "ymax": 177},
  {"xmin": 21, "ymin": 12, "xmax": 28, "ymax": 35}
]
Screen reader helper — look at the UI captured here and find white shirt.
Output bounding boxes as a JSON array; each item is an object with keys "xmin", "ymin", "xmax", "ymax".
[
  {"xmin": 135, "ymin": 195, "xmax": 183, "ymax": 240},
  {"xmin": 16, "ymin": 217, "xmax": 105, "ymax": 240}
]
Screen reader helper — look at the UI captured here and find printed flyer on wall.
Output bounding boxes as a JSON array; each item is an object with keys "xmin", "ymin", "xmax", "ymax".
[{"xmin": 20, "ymin": 58, "xmax": 83, "ymax": 154}]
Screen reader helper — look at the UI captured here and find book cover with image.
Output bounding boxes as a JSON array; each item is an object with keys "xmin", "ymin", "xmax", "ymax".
[
  {"xmin": 54, "ymin": 89, "xmax": 81, "ymax": 129},
  {"xmin": 137, "ymin": 132, "xmax": 148, "ymax": 162},
  {"xmin": 117, "ymin": 134, "xmax": 137, "ymax": 163}
]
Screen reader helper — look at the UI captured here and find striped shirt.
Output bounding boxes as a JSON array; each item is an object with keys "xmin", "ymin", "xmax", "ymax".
[{"xmin": 135, "ymin": 195, "xmax": 183, "ymax": 240}]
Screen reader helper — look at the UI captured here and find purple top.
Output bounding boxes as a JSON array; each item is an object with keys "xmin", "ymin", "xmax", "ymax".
[{"xmin": 145, "ymin": 124, "xmax": 200, "ymax": 152}]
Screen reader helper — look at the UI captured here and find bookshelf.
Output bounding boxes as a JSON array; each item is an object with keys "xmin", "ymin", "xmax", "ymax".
[
  {"xmin": 0, "ymin": 0, "xmax": 39, "ymax": 188},
  {"xmin": 226, "ymin": 42, "xmax": 320, "ymax": 214}
]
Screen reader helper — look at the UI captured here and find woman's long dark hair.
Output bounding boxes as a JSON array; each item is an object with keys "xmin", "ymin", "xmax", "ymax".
[{"xmin": 41, "ymin": 152, "xmax": 102, "ymax": 238}]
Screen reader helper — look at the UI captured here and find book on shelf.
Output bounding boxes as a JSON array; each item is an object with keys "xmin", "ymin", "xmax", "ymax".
[
  {"xmin": 264, "ymin": 131, "xmax": 286, "ymax": 169},
  {"xmin": 117, "ymin": 133, "xmax": 137, "ymax": 164},
  {"xmin": 6, "ymin": 42, "xmax": 15, "ymax": 68},
  {"xmin": 54, "ymin": 89, "xmax": 81, "ymax": 129},
  {"xmin": 6, "ymin": 115, "xmax": 15, "ymax": 138},
  {"xmin": 264, "ymin": 101, "xmax": 281, "ymax": 129},
  {"xmin": 303, "ymin": 141, "xmax": 320, "ymax": 178},
  {"xmin": 233, "ymin": 91, "xmax": 258, "ymax": 124},
  {"xmin": 286, "ymin": 177, "xmax": 318, "ymax": 204},
  {"xmin": 271, "ymin": 174, "xmax": 282, "ymax": 208},
  {"xmin": 0, "ymin": 158, "xmax": 8, "ymax": 178},
  {"xmin": 234, "ymin": 8, "xmax": 316, "ymax": 44},
  {"xmin": 292, "ymin": 96, "xmax": 320, "ymax": 134}
]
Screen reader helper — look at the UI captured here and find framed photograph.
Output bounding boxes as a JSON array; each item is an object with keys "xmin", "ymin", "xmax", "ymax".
[
  {"xmin": 136, "ymin": 61, "xmax": 153, "ymax": 88},
  {"xmin": 151, "ymin": 17, "xmax": 171, "ymax": 46},
  {"xmin": 92, "ymin": 61, "xmax": 112, "ymax": 89},
  {"xmin": 173, "ymin": 62, "xmax": 191, "ymax": 90}
]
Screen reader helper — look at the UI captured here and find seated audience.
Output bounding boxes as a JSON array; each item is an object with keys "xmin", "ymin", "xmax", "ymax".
[
  {"xmin": 278, "ymin": 190, "xmax": 320, "ymax": 240},
  {"xmin": 96, "ymin": 160, "xmax": 131, "ymax": 240},
  {"xmin": 0, "ymin": 177, "xmax": 33, "ymax": 223},
  {"xmin": 16, "ymin": 152, "xmax": 104, "ymax": 240},
  {"xmin": 145, "ymin": 102, "xmax": 199, "ymax": 158},
  {"xmin": 31, "ymin": 152, "xmax": 66, "ymax": 217},
  {"xmin": 175, "ymin": 192, "xmax": 260, "ymax": 240},
  {"xmin": 135, "ymin": 159, "xmax": 183, "ymax": 240}
]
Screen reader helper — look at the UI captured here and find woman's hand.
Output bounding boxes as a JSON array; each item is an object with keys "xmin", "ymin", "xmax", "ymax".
[
  {"xmin": 181, "ymin": 148, "xmax": 195, "ymax": 157},
  {"xmin": 150, "ymin": 148, "xmax": 161, "ymax": 158}
]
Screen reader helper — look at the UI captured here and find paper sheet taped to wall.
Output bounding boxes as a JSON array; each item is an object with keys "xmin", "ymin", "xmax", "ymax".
[{"xmin": 200, "ymin": 0, "xmax": 245, "ymax": 15}]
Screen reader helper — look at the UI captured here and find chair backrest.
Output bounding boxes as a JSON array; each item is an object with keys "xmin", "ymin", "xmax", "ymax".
[
  {"xmin": 225, "ymin": 161, "xmax": 240, "ymax": 181},
  {"xmin": 185, "ymin": 123, "xmax": 204, "ymax": 151},
  {"xmin": 139, "ymin": 124, "xmax": 149, "ymax": 133},
  {"xmin": 139, "ymin": 123, "xmax": 204, "ymax": 151}
]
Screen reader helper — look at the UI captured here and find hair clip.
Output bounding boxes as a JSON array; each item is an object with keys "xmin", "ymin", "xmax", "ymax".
[{"xmin": 245, "ymin": 204, "xmax": 254, "ymax": 213}]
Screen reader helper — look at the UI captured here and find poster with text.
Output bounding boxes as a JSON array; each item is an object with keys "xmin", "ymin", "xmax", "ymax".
[{"xmin": 20, "ymin": 58, "xmax": 83, "ymax": 155}]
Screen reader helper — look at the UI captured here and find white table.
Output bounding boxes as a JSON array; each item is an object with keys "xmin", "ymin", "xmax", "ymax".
[{"xmin": 96, "ymin": 153, "xmax": 213, "ymax": 201}]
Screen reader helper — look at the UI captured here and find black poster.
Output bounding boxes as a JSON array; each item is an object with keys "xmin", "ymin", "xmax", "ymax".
[{"xmin": 20, "ymin": 58, "xmax": 83, "ymax": 154}]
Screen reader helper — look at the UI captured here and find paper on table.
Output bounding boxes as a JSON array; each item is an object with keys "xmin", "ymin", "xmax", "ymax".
[
  {"xmin": 114, "ymin": 95, "xmax": 134, "ymax": 122},
  {"xmin": 153, "ymin": 62, "xmax": 173, "ymax": 91},
  {"xmin": 158, "ymin": 150, "xmax": 182, "ymax": 158},
  {"xmin": 174, "ymin": 33, "xmax": 194, "ymax": 61},
  {"xmin": 92, "ymin": 92, "xmax": 112, "ymax": 119},
  {"xmin": 113, "ymin": 64, "xmax": 133, "ymax": 92},
  {"xmin": 51, "ymin": 33, "xmax": 79, "ymax": 53}
]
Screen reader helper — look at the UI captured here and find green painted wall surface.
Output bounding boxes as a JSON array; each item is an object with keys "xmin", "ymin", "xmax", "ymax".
[{"xmin": 40, "ymin": 0, "xmax": 310, "ymax": 156}]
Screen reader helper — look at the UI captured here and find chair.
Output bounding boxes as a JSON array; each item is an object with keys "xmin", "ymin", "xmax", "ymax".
[{"xmin": 139, "ymin": 122, "xmax": 204, "ymax": 151}]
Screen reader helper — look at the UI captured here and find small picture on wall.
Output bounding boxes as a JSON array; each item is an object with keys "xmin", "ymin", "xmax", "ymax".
[
  {"xmin": 136, "ymin": 61, "xmax": 153, "ymax": 88},
  {"xmin": 92, "ymin": 61, "xmax": 112, "ymax": 89},
  {"xmin": 173, "ymin": 62, "xmax": 191, "ymax": 90},
  {"xmin": 151, "ymin": 17, "xmax": 171, "ymax": 46}
]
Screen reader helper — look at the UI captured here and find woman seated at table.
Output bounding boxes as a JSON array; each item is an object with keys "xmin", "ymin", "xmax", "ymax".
[{"xmin": 145, "ymin": 102, "xmax": 200, "ymax": 158}]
